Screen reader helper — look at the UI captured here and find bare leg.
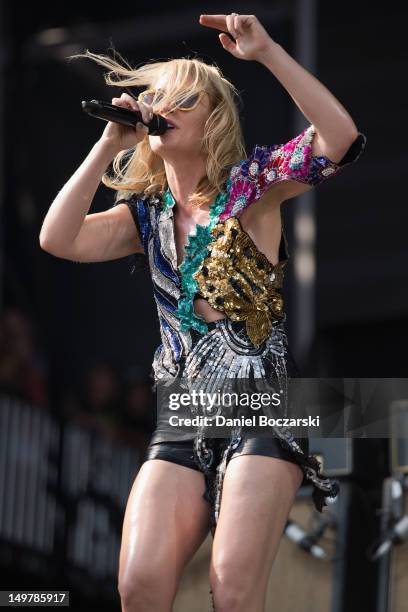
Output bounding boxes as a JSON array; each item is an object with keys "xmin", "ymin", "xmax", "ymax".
[
  {"xmin": 118, "ymin": 459, "xmax": 212, "ymax": 612},
  {"xmin": 209, "ymin": 454, "xmax": 303, "ymax": 612}
]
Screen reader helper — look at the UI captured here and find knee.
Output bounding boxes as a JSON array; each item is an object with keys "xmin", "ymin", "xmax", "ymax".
[
  {"xmin": 118, "ymin": 569, "xmax": 174, "ymax": 612},
  {"xmin": 209, "ymin": 560, "xmax": 259, "ymax": 612},
  {"xmin": 118, "ymin": 572, "xmax": 152, "ymax": 612}
]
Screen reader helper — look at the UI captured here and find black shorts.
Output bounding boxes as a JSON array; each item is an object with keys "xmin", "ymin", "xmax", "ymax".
[
  {"xmin": 144, "ymin": 435, "xmax": 309, "ymax": 524},
  {"xmin": 146, "ymin": 318, "xmax": 340, "ymax": 527}
]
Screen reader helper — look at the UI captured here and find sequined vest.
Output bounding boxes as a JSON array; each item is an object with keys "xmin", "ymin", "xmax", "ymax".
[
  {"xmin": 110, "ymin": 125, "xmax": 366, "ymax": 380},
  {"xmin": 193, "ymin": 216, "xmax": 289, "ymax": 346}
]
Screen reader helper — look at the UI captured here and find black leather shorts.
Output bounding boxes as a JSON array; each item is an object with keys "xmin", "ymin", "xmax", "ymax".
[{"xmin": 144, "ymin": 435, "xmax": 309, "ymax": 507}]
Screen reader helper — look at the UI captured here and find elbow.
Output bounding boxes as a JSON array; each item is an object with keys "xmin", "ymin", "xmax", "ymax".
[
  {"xmin": 39, "ymin": 221, "xmax": 51, "ymax": 252},
  {"xmin": 332, "ymin": 124, "xmax": 362, "ymax": 164},
  {"xmin": 39, "ymin": 232, "xmax": 52, "ymax": 253},
  {"xmin": 328, "ymin": 112, "xmax": 360, "ymax": 150},
  {"xmin": 39, "ymin": 232, "xmax": 48, "ymax": 251},
  {"xmin": 341, "ymin": 125, "xmax": 365, "ymax": 161},
  {"xmin": 39, "ymin": 234, "xmax": 76, "ymax": 261},
  {"xmin": 39, "ymin": 232, "xmax": 60, "ymax": 256},
  {"xmin": 342, "ymin": 118, "xmax": 360, "ymax": 146},
  {"xmin": 345, "ymin": 126, "xmax": 360, "ymax": 145}
]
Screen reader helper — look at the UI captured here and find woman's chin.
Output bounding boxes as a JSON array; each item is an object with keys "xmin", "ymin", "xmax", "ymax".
[
  {"xmin": 150, "ymin": 131, "xmax": 177, "ymax": 146},
  {"xmin": 150, "ymin": 135, "xmax": 202, "ymax": 159}
]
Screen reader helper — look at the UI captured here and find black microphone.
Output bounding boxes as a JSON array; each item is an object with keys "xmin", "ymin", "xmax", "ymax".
[{"xmin": 81, "ymin": 99, "xmax": 171, "ymax": 136}]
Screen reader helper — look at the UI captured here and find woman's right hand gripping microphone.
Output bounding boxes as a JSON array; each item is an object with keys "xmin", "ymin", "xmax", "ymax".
[{"xmin": 101, "ymin": 92, "xmax": 154, "ymax": 153}]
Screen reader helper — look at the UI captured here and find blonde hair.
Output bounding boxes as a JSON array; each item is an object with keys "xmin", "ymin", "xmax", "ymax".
[{"xmin": 67, "ymin": 49, "xmax": 247, "ymax": 208}]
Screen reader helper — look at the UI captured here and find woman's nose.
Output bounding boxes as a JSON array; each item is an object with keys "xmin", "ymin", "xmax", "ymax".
[
  {"xmin": 158, "ymin": 99, "xmax": 176, "ymax": 117},
  {"xmin": 160, "ymin": 105, "xmax": 173, "ymax": 118}
]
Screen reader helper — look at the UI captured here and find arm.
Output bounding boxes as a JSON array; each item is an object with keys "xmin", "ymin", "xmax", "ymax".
[
  {"xmin": 200, "ymin": 13, "xmax": 358, "ymax": 159},
  {"xmin": 256, "ymin": 41, "xmax": 358, "ymax": 163},
  {"xmin": 40, "ymin": 139, "xmax": 142, "ymax": 262},
  {"xmin": 39, "ymin": 93, "xmax": 151, "ymax": 262},
  {"xmin": 199, "ymin": 13, "xmax": 364, "ymax": 201}
]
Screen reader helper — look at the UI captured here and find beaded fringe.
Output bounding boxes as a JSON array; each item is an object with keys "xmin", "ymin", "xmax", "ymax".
[{"xmin": 188, "ymin": 322, "xmax": 340, "ymax": 531}]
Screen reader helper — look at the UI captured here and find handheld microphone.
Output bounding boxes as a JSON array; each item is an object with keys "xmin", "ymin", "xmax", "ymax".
[{"xmin": 81, "ymin": 99, "xmax": 170, "ymax": 136}]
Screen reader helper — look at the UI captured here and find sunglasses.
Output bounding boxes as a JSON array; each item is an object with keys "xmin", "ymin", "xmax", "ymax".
[{"xmin": 137, "ymin": 88, "xmax": 204, "ymax": 111}]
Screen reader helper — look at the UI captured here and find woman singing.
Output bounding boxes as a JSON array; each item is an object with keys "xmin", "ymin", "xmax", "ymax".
[{"xmin": 40, "ymin": 13, "xmax": 366, "ymax": 612}]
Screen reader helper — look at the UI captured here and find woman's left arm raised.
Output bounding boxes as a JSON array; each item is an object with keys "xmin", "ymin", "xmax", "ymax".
[{"xmin": 199, "ymin": 13, "xmax": 359, "ymax": 162}]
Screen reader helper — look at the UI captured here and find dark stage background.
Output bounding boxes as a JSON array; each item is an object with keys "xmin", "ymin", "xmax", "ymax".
[{"xmin": 1, "ymin": 1, "xmax": 407, "ymax": 610}]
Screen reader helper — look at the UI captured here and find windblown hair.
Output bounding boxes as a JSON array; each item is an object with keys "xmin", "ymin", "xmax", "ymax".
[{"xmin": 67, "ymin": 49, "xmax": 247, "ymax": 208}]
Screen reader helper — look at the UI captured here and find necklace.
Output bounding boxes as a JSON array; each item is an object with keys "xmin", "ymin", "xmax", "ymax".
[{"xmin": 163, "ymin": 179, "xmax": 232, "ymax": 333}]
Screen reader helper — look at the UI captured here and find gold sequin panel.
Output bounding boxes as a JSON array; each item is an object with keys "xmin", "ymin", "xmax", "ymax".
[{"xmin": 193, "ymin": 217, "xmax": 288, "ymax": 346}]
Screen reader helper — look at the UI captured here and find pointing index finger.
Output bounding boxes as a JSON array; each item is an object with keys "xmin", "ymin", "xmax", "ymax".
[{"xmin": 199, "ymin": 14, "xmax": 228, "ymax": 31}]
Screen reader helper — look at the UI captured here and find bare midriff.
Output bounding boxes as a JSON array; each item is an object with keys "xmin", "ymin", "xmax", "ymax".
[{"xmin": 193, "ymin": 297, "xmax": 227, "ymax": 322}]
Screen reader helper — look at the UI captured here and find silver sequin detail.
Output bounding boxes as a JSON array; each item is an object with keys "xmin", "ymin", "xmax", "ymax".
[
  {"xmin": 181, "ymin": 319, "xmax": 295, "ymax": 525},
  {"xmin": 145, "ymin": 203, "xmax": 193, "ymax": 380},
  {"xmin": 249, "ymin": 160, "xmax": 260, "ymax": 176},
  {"xmin": 230, "ymin": 165, "xmax": 241, "ymax": 178},
  {"xmin": 266, "ymin": 168, "xmax": 277, "ymax": 182},
  {"xmin": 178, "ymin": 317, "xmax": 337, "ymax": 527},
  {"xmin": 230, "ymin": 195, "xmax": 247, "ymax": 216}
]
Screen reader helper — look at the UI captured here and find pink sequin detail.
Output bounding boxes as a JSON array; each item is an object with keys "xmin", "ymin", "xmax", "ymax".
[
  {"xmin": 219, "ymin": 179, "xmax": 253, "ymax": 221},
  {"xmin": 220, "ymin": 125, "xmax": 320, "ymax": 222}
]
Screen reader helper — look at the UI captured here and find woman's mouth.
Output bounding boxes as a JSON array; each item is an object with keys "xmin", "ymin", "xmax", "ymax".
[{"xmin": 165, "ymin": 119, "xmax": 177, "ymax": 129}]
